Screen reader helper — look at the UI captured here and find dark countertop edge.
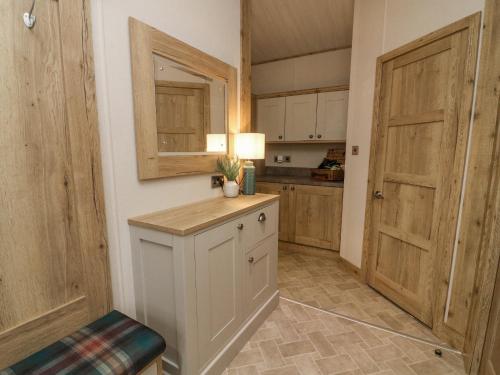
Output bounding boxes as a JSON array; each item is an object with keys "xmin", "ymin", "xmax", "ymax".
[{"xmin": 257, "ymin": 175, "xmax": 344, "ymax": 188}]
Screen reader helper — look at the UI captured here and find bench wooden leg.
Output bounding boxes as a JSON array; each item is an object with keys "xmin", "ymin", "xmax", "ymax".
[{"xmin": 156, "ymin": 356, "xmax": 163, "ymax": 374}]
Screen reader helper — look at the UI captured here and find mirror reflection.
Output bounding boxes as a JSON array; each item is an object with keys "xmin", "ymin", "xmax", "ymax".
[{"xmin": 153, "ymin": 54, "xmax": 227, "ymax": 154}]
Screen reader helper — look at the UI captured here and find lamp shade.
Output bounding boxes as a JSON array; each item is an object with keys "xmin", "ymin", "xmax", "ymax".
[
  {"xmin": 235, "ymin": 133, "xmax": 265, "ymax": 160},
  {"xmin": 206, "ymin": 133, "xmax": 227, "ymax": 153}
]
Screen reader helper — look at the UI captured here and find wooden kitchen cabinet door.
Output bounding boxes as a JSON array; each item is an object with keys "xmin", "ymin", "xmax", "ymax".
[
  {"xmin": 285, "ymin": 94, "xmax": 318, "ymax": 141},
  {"xmin": 256, "ymin": 97, "xmax": 286, "ymax": 141},
  {"xmin": 256, "ymin": 182, "xmax": 291, "ymax": 241},
  {"xmin": 291, "ymin": 185, "xmax": 343, "ymax": 250}
]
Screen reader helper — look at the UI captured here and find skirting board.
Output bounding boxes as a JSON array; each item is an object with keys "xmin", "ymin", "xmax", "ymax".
[{"xmin": 202, "ymin": 291, "xmax": 280, "ymax": 375}]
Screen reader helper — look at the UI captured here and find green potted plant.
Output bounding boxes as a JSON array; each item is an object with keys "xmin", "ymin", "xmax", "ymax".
[{"xmin": 216, "ymin": 156, "xmax": 240, "ymax": 198}]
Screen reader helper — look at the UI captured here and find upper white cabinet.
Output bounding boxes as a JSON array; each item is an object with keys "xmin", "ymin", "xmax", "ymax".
[
  {"xmin": 256, "ymin": 88, "xmax": 349, "ymax": 142},
  {"xmin": 317, "ymin": 91, "xmax": 349, "ymax": 141},
  {"xmin": 256, "ymin": 97, "xmax": 286, "ymax": 141},
  {"xmin": 285, "ymin": 94, "xmax": 318, "ymax": 141}
]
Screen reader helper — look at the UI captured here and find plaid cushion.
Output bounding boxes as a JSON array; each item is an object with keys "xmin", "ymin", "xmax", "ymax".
[{"xmin": 1, "ymin": 310, "xmax": 166, "ymax": 375}]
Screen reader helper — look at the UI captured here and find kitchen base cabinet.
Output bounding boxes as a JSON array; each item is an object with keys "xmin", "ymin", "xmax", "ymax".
[
  {"xmin": 129, "ymin": 195, "xmax": 279, "ymax": 375},
  {"xmin": 254, "ymin": 182, "xmax": 291, "ymax": 241},
  {"xmin": 257, "ymin": 182, "xmax": 343, "ymax": 250},
  {"xmin": 292, "ymin": 185, "xmax": 343, "ymax": 250}
]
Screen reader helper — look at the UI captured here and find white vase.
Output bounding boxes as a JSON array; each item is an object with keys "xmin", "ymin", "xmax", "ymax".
[{"xmin": 223, "ymin": 180, "xmax": 239, "ymax": 198}]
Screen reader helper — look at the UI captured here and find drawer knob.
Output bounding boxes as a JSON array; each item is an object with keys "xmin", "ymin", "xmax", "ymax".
[
  {"xmin": 258, "ymin": 213, "xmax": 266, "ymax": 223},
  {"xmin": 237, "ymin": 223, "xmax": 244, "ymax": 230},
  {"xmin": 317, "ymin": 134, "xmax": 322, "ymax": 139},
  {"xmin": 248, "ymin": 256, "xmax": 255, "ymax": 263},
  {"xmin": 309, "ymin": 134, "xmax": 314, "ymax": 139}
]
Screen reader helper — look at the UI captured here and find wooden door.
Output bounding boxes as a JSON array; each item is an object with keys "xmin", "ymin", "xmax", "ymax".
[
  {"xmin": 291, "ymin": 185, "xmax": 343, "ymax": 250},
  {"xmin": 316, "ymin": 90, "xmax": 349, "ymax": 141},
  {"xmin": 285, "ymin": 94, "xmax": 318, "ymax": 141},
  {"xmin": 194, "ymin": 219, "xmax": 243, "ymax": 368},
  {"xmin": 256, "ymin": 97, "xmax": 286, "ymax": 141},
  {"xmin": 245, "ymin": 234, "xmax": 278, "ymax": 315},
  {"xmin": 479, "ymin": 265, "xmax": 500, "ymax": 375},
  {"xmin": 256, "ymin": 182, "xmax": 291, "ymax": 241},
  {"xmin": 365, "ymin": 15, "xmax": 480, "ymax": 328},
  {"xmin": 155, "ymin": 81, "xmax": 210, "ymax": 152},
  {"xmin": 0, "ymin": 0, "xmax": 111, "ymax": 368}
]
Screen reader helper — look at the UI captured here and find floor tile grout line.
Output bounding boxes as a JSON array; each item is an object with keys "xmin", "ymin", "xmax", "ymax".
[{"xmin": 279, "ymin": 296, "xmax": 462, "ymax": 355}]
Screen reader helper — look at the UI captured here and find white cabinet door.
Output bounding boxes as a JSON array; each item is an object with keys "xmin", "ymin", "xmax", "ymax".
[
  {"xmin": 285, "ymin": 94, "xmax": 318, "ymax": 141},
  {"xmin": 245, "ymin": 234, "xmax": 278, "ymax": 316},
  {"xmin": 195, "ymin": 219, "xmax": 243, "ymax": 368},
  {"xmin": 256, "ymin": 97, "xmax": 286, "ymax": 141},
  {"xmin": 316, "ymin": 90, "xmax": 349, "ymax": 141}
]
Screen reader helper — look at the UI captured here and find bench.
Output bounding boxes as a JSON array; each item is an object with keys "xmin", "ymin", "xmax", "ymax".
[{"xmin": 0, "ymin": 310, "xmax": 166, "ymax": 375}]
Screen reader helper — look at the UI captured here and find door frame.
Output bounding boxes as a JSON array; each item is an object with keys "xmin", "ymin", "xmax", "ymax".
[{"xmin": 461, "ymin": 0, "xmax": 500, "ymax": 372}]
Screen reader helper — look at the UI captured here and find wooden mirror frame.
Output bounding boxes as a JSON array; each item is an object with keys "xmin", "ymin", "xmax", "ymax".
[{"xmin": 129, "ymin": 17, "xmax": 238, "ymax": 180}]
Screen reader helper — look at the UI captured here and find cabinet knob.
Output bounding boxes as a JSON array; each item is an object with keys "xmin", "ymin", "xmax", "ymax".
[
  {"xmin": 278, "ymin": 135, "xmax": 283, "ymax": 140},
  {"xmin": 373, "ymin": 191, "xmax": 384, "ymax": 199},
  {"xmin": 309, "ymin": 134, "xmax": 314, "ymax": 139},
  {"xmin": 317, "ymin": 134, "xmax": 322, "ymax": 139},
  {"xmin": 248, "ymin": 256, "xmax": 255, "ymax": 263},
  {"xmin": 258, "ymin": 213, "xmax": 266, "ymax": 223},
  {"xmin": 237, "ymin": 223, "xmax": 244, "ymax": 230}
]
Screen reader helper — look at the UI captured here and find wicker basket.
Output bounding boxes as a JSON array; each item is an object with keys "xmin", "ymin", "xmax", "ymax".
[{"xmin": 311, "ymin": 168, "xmax": 344, "ymax": 181}]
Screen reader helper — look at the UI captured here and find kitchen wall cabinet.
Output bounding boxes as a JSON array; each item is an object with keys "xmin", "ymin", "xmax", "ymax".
[
  {"xmin": 256, "ymin": 182, "xmax": 343, "ymax": 250},
  {"xmin": 256, "ymin": 97, "xmax": 286, "ymax": 141},
  {"xmin": 128, "ymin": 195, "xmax": 279, "ymax": 375},
  {"xmin": 317, "ymin": 91, "xmax": 349, "ymax": 141},
  {"xmin": 255, "ymin": 88, "xmax": 349, "ymax": 143},
  {"xmin": 284, "ymin": 94, "xmax": 318, "ymax": 141}
]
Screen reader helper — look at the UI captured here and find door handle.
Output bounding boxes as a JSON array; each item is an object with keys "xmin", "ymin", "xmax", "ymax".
[
  {"xmin": 373, "ymin": 191, "xmax": 384, "ymax": 199},
  {"xmin": 248, "ymin": 256, "xmax": 254, "ymax": 263},
  {"xmin": 237, "ymin": 223, "xmax": 244, "ymax": 230},
  {"xmin": 258, "ymin": 213, "xmax": 266, "ymax": 223}
]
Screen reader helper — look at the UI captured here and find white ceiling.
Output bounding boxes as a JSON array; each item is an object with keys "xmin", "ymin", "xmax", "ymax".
[{"xmin": 251, "ymin": 0, "xmax": 354, "ymax": 64}]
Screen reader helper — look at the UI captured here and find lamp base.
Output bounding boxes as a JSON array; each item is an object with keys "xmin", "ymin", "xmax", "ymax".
[{"xmin": 242, "ymin": 160, "xmax": 256, "ymax": 195}]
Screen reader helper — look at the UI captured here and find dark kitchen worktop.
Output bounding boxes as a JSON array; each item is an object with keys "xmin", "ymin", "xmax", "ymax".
[{"xmin": 256, "ymin": 167, "xmax": 344, "ymax": 188}]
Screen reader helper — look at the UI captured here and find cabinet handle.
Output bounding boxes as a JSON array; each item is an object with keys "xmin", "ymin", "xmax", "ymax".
[
  {"xmin": 258, "ymin": 213, "xmax": 266, "ymax": 223},
  {"xmin": 237, "ymin": 223, "xmax": 244, "ymax": 230},
  {"xmin": 317, "ymin": 134, "xmax": 322, "ymax": 139},
  {"xmin": 248, "ymin": 256, "xmax": 255, "ymax": 263},
  {"xmin": 283, "ymin": 185, "xmax": 288, "ymax": 191},
  {"xmin": 278, "ymin": 135, "xmax": 283, "ymax": 140},
  {"xmin": 309, "ymin": 134, "xmax": 314, "ymax": 139},
  {"xmin": 290, "ymin": 186, "xmax": 295, "ymax": 191}
]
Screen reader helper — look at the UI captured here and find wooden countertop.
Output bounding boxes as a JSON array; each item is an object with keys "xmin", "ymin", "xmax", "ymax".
[
  {"xmin": 257, "ymin": 175, "xmax": 344, "ymax": 188},
  {"xmin": 128, "ymin": 193, "xmax": 279, "ymax": 236}
]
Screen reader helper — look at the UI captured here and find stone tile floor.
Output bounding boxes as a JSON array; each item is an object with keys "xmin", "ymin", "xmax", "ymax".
[
  {"xmin": 224, "ymin": 298, "xmax": 465, "ymax": 375},
  {"xmin": 277, "ymin": 250, "xmax": 442, "ymax": 344}
]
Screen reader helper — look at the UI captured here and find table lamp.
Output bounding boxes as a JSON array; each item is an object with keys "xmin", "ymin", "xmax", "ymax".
[{"xmin": 235, "ymin": 133, "xmax": 265, "ymax": 195}]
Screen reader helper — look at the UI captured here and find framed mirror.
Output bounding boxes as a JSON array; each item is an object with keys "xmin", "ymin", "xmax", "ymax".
[{"xmin": 129, "ymin": 18, "xmax": 237, "ymax": 180}]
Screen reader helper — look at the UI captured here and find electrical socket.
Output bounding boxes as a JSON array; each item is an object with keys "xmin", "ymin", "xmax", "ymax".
[
  {"xmin": 211, "ymin": 175, "xmax": 224, "ymax": 188},
  {"xmin": 274, "ymin": 155, "xmax": 291, "ymax": 163},
  {"xmin": 352, "ymin": 146, "xmax": 359, "ymax": 155}
]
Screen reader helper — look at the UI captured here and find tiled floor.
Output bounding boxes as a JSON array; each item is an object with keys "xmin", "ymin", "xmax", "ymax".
[
  {"xmin": 224, "ymin": 299, "xmax": 466, "ymax": 375},
  {"xmin": 277, "ymin": 249, "xmax": 442, "ymax": 344}
]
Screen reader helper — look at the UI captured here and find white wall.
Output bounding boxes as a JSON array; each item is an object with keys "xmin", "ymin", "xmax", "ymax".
[
  {"xmin": 252, "ymin": 48, "xmax": 351, "ymax": 95},
  {"xmin": 341, "ymin": 0, "xmax": 485, "ymax": 267},
  {"xmin": 253, "ymin": 49, "xmax": 351, "ymax": 168},
  {"xmin": 91, "ymin": 0, "xmax": 240, "ymax": 315}
]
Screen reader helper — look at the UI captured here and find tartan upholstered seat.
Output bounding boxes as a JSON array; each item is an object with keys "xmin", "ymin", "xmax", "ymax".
[{"xmin": 1, "ymin": 310, "xmax": 166, "ymax": 375}]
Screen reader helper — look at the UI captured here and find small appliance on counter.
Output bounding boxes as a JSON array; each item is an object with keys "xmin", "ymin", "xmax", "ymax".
[{"xmin": 311, "ymin": 148, "xmax": 345, "ymax": 182}]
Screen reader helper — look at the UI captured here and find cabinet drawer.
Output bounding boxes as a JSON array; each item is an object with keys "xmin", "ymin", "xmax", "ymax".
[{"xmin": 238, "ymin": 202, "xmax": 278, "ymax": 251}]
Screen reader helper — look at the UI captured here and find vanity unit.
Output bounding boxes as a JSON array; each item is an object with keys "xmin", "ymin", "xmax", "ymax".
[
  {"xmin": 257, "ymin": 181, "xmax": 343, "ymax": 251},
  {"xmin": 128, "ymin": 194, "xmax": 279, "ymax": 375}
]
